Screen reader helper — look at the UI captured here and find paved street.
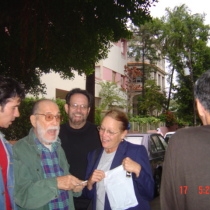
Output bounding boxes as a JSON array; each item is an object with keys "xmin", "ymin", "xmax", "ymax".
[{"xmin": 150, "ymin": 196, "xmax": 161, "ymax": 210}]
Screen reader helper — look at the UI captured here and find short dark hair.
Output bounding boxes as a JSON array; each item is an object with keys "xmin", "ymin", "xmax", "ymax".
[
  {"xmin": 104, "ymin": 109, "xmax": 129, "ymax": 131},
  {"xmin": 195, "ymin": 70, "xmax": 210, "ymax": 113},
  {"xmin": 65, "ymin": 88, "xmax": 93, "ymax": 107},
  {"xmin": 0, "ymin": 76, "xmax": 25, "ymax": 108}
]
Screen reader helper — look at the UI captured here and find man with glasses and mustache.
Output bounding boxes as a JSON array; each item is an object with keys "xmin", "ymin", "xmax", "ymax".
[
  {"xmin": 59, "ymin": 88, "xmax": 101, "ymax": 210},
  {"xmin": 13, "ymin": 99, "xmax": 87, "ymax": 210}
]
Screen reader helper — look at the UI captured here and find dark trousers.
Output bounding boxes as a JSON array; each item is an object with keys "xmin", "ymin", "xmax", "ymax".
[{"xmin": 74, "ymin": 197, "xmax": 92, "ymax": 210}]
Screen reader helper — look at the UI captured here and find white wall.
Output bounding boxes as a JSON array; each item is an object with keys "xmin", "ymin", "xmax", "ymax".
[{"xmin": 33, "ymin": 71, "xmax": 86, "ymax": 99}]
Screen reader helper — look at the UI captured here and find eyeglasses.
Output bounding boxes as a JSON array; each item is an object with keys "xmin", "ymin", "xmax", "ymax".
[
  {"xmin": 69, "ymin": 103, "xmax": 88, "ymax": 110},
  {"xmin": 35, "ymin": 113, "xmax": 62, "ymax": 122},
  {"xmin": 97, "ymin": 126, "xmax": 120, "ymax": 136}
]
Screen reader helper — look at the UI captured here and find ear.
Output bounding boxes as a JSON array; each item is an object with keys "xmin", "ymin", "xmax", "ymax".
[
  {"xmin": 30, "ymin": 115, "xmax": 37, "ymax": 128},
  {"xmin": 87, "ymin": 107, "xmax": 90, "ymax": 115},
  {"xmin": 64, "ymin": 104, "xmax": 69, "ymax": 114},
  {"xmin": 196, "ymin": 99, "xmax": 207, "ymax": 125},
  {"xmin": 196, "ymin": 99, "xmax": 204, "ymax": 116},
  {"xmin": 121, "ymin": 129, "xmax": 128, "ymax": 140}
]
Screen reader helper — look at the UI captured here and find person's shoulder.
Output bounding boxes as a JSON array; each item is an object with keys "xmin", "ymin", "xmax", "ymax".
[
  {"xmin": 123, "ymin": 140, "xmax": 146, "ymax": 151},
  {"xmin": 13, "ymin": 135, "xmax": 29, "ymax": 149},
  {"xmin": 60, "ymin": 122, "xmax": 69, "ymax": 129},
  {"xmin": 173, "ymin": 125, "xmax": 210, "ymax": 138},
  {"xmin": 86, "ymin": 121, "xmax": 98, "ymax": 128}
]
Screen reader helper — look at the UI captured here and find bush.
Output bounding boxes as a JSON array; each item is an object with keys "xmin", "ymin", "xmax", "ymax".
[{"xmin": 0, "ymin": 98, "xmax": 67, "ymax": 140}]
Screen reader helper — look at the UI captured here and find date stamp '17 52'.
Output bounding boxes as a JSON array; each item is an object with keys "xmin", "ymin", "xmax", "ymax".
[{"xmin": 180, "ymin": 186, "xmax": 210, "ymax": 194}]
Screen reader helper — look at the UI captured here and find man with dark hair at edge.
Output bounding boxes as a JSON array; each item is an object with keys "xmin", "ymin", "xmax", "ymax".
[
  {"xmin": 59, "ymin": 88, "xmax": 101, "ymax": 210},
  {"xmin": 0, "ymin": 76, "xmax": 25, "ymax": 210},
  {"xmin": 161, "ymin": 70, "xmax": 210, "ymax": 210}
]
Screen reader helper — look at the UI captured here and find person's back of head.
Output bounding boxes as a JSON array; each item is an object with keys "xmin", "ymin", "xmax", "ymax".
[
  {"xmin": 195, "ymin": 70, "xmax": 210, "ymax": 113},
  {"xmin": 195, "ymin": 70, "xmax": 210, "ymax": 125},
  {"xmin": 0, "ymin": 76, "xmax": 25, "ymax": 109}
]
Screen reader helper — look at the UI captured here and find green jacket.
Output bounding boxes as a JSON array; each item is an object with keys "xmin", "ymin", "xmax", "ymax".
[{"xmin": 13, "ymin": 128, "xmax": 80, "ymax": 210}]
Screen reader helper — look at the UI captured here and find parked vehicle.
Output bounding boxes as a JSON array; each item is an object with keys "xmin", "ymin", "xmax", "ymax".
[
  {"xmin": 164, "ymin": 131, "xmax": 175, "ymax": 143},
  {"xmin": 125, "ymin": 133, "xmax": 167, "ymax": 196}
]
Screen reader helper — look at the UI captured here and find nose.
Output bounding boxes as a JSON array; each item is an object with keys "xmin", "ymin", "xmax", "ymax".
[
  {"xmin": 14, "ymin": 108, "xmax": 20, "ymax": 117},
  {"xmin": 101, "ymin": 130, "xmax": 109, "ymax": 138},
  {"xmin": 75, "ymin": 106, "xmax": 82, "ymax": 111}
]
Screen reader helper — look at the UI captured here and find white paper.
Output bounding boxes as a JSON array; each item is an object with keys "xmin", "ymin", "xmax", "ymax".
[{"xmin": 104, "ymin": 165, "xmax": 138, "ymax": 210}]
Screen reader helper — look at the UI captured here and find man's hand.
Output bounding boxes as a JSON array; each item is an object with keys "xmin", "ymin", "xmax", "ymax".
[{"xmin": 57, "ymin": 175, "xmax": 87, "ymax": 192}]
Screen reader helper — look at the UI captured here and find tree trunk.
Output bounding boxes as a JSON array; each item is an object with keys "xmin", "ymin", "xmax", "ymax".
[
  {"xmin": 167, "ymin": 67, "xmax": 174, "ymax": 111},
  {"xmin": 86, "ymin": 70, "xmax": 95, "ymax": 123}
]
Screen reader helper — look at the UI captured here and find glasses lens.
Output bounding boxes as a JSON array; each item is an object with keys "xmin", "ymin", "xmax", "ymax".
[
  {"xmin": 45, "ymin": 114, "xmax": 54, "ymax": 121},
  {"xmin": 70, "ymin": 104, "xmax": 88, "ymax": 110},
  {"xmin": 56, "ymin": 115, "xmax": 62, "ymax": 121}
]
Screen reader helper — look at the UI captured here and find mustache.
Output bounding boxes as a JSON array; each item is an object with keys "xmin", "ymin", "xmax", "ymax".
[{"xmin": 46, "ymin": 126, "xmax": 60, "ymax": 131}]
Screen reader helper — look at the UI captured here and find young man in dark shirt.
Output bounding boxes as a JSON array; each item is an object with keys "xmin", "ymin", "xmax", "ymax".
[{"xmin": 59, "ymin": 88, "xmax": 101, "ymax": 210}]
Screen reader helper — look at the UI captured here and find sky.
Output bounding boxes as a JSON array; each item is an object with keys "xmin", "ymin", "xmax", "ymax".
[{"xmin": 150, "ymin": 0, "xmax": 210, "ymax": 25}]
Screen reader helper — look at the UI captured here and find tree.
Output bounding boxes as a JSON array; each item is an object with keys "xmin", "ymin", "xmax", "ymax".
[
  {"xmin": 98, "ymin": 81, "xmax": 127, "ymax": 110},
  {"xmin": 160, "ymin": 4, "xmax": 210, "ymax": 124},
  {"xmin": 138, "ymin": 80, "xmax": 167, "ymax": 116},
  {"xmin": 128, "ymin": 18, "xmax": 164, "ymax": 100},
  {"xmin": 124, "ymin": 65, "xmax": 143, "ymax": 113},
  {"xmin": 0, "ymin": 0, "xmax": 157, "ymax": 95}
]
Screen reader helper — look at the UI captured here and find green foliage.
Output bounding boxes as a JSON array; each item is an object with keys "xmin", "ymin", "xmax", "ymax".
[
  {"xmin": 0, "ymin": 98, "xmax": 67, "ymax": 140},
  {"xmin": 0, "ymin": 0, "xmax": 156, "ymax": 94},
  {"xmin": 138, "ymin": 80, "xmax": 167, "ymax": 115},
  {"xmin": 129, "ymin": 115, "xmax": 162, "ymax": 124},
  {"xmin": 128, "ymin": 19, "xmax": 163, "ymax": 65},
  {"xmin": 94, "ymin": 107, "xmax": 103, "ymax": 126},
  {"xmin": 98, "ymin": 81, "xmax": 127, "ymax": 110},
  {"xmin": 55, "ymin": 98, "xmax": 69, "ymax": 124},
  {"xmin": 160, "ymin": 4, "xmax": 210, "ymax": 124}
]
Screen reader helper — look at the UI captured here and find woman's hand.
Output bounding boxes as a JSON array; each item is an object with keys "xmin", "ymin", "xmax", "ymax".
[
  {"xmin": 87, "ymin": 169, "xmax": 105, "ymax": 190},
  {"xmin": 122, "ymin": 157, "xmax": 141, "ymax": 178}
]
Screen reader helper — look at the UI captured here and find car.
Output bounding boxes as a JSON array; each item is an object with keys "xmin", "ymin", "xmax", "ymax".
[
  {"xmin": 124, "ymin": 133, "xmax": 168, "ymax": 196},
  {"xmin": 164, "ymin": 131, "xmax": 175, "ymax": 143}
]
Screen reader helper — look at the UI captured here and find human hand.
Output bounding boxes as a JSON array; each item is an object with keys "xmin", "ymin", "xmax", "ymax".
[
  {"xmin": 57, "ymin": 175, "xmax": 86, "ymax": 191},
  {"xmin": 122, "ymin": 157, "xmax": 141, "ymax": 178},
  {"xmin": 72, "ymin": 180, "xmax": 88, "ymax": 192},
  {"xmin": 87, "ymin": 170, "xmax": 105, "ymax": 190}
]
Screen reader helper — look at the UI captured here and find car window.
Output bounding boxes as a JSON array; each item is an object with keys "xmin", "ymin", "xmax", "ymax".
[
  {"xmin": 150, "ymin": 139, "xmax": 157, "ymax": 153},
  {"xmin": 151, "ymin": 135, "xmax": 165, "ymax": 151},
  {"xmin": 125, "ymin": 136, "xmax": 144, "ymax": 145},
  {"xmin": 158, "ymin": 135, "xmax": 168, "ymax": 149}
]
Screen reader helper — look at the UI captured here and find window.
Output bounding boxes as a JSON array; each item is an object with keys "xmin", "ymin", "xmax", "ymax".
[{"xmin": 151, "ymin": 135, "xmax": 165, "ymax": 151}]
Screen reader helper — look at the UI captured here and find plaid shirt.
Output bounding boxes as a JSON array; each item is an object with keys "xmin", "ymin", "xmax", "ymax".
[{"xmin": 35, "ymin": 138, "xmax": 69, "ymax": 210}]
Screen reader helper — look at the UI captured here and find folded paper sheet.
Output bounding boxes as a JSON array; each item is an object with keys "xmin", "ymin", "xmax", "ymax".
[{"xmin": 104, "ymin": 165, "xmax": 138, "ymax": 210}]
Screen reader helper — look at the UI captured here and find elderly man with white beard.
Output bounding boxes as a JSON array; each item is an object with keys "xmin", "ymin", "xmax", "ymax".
[{"xmin": 13, "ymin": 99, "xmax": 87, "ymax": 210}]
